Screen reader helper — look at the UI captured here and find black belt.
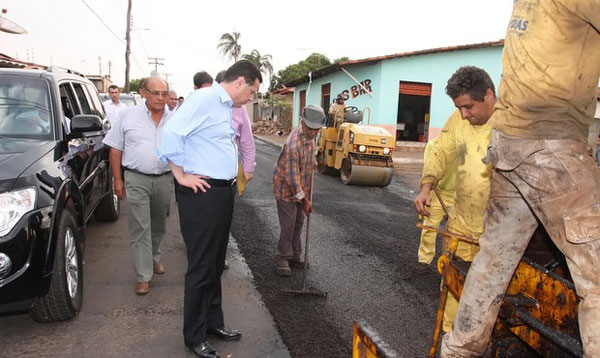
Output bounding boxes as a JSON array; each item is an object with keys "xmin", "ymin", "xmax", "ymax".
[
  {"xmin": 206, "ymin": 178, "xmax": 236, "ymax": 187},
  {"xmin": 124, "ymin": 167, "xmax": 171, "ymax": 177}
]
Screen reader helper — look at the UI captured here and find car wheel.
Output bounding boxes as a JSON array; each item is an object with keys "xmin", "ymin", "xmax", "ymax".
[
  {"xmin": 94, "ymin": 175, "xmax": 120, "ymax": 222},
  {"xmin": 30, "ymin": 210, "xmax": 83, "ymax": 322}
]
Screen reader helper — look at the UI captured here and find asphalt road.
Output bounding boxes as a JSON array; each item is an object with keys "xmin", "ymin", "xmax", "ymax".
[
  {"xmin": 0, "ymin": 138, "xmax": 439, "ymax": 358},
  {"xmin": 231, "ymin": 139, "xmax": 441, "ymax": 357}
]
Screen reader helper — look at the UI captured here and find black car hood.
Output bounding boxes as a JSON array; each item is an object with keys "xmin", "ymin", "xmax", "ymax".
[{"xmin": 0, "ymin": 138, "xmax": 55, "ymax": 182}]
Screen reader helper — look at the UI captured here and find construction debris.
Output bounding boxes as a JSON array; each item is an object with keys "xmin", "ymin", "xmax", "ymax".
[{"xmin": 252, "ymin": 119, "xmax": 286, "ymax": 136}]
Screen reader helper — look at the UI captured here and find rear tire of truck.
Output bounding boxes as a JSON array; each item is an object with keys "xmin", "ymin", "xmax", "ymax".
[
  {"xmin": 94, "ymin": 176, "xmax": 120, "ymax": 222},
  {"xmin": 30, "ymin": 211, "xmax": 83, "ymax": 322}
]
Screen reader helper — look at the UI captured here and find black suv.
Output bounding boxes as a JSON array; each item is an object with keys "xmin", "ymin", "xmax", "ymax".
[{"xmin": 0, "ymin": 67, "xmax": 120, "ymax": 322}]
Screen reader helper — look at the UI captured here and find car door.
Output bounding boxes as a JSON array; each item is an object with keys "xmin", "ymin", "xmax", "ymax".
[{"xmin": 69, "ymin": 81, "xmax": 107, "ymax": 220}]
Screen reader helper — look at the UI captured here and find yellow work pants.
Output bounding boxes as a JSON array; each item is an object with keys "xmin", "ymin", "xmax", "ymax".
[
  {"xmin": 442, "ymin": 222, "xmax": 480, "ymax": 333},
  {"xmin": 418, "ymin": 190, "xmax": 455, "ymax": 264}
]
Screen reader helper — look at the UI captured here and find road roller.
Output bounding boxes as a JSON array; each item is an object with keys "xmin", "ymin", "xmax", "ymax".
[{"xmin": 316, "ymin": 106, "xmax": 395, "ymax": 187}]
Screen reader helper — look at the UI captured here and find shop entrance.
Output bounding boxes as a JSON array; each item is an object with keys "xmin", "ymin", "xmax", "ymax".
[{"xmin": 397, "ymin": 81, "xmax": 431, "ymax": 142}]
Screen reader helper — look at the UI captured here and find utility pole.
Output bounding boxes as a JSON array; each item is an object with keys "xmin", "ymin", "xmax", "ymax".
[
  {"xmin": 124, "ymin": 0, "xmax": 132, "ymax": 92},
  {"xmin": 148, "ymin": 57, "xmax": 164, "ymax": 75},
  {"xmin": 108, "ymin": 60, "xmax": 112, "ymax": 78},
  {"xmin": 162, "ymin": 73, "xmax": 173, "ymax": 89}
]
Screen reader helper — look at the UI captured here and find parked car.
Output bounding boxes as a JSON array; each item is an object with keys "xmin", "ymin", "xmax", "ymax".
[
  {"xmin": 0, "ymin": 67, "xmax": 120, "ymax": 322},
  {"xmin": 99, "ymin": 92, "xmax": 142, "ymax": 107}
]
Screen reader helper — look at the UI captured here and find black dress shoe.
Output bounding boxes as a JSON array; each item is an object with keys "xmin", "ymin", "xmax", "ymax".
[
  {"xmin": 185, "ymin": 341, "xmax": 219, "ymax": 358},
  {"xmin": 207, "ymin": 327, "xmax": 242, "ymax": 341}
]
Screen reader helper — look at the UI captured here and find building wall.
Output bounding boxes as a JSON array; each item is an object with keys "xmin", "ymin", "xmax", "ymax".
[{"xmin": 292, "ymin": 46, "xmax": 503, "ymax": 141}]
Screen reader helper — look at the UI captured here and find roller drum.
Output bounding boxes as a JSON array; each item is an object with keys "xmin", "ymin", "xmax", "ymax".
[{"xmin": 340, "ymin": 157, "xmax": 394, "ymax": 187}]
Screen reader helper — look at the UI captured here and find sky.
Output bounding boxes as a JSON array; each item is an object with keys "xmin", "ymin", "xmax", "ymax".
[{"xmin": 0, "ymin": 0, "xmax": 514, "ymax": 96}]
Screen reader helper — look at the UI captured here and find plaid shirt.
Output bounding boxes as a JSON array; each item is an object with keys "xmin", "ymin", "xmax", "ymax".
[{"xmin": 273, "ymin": 125, "xmax": 316, "ymax": 202}]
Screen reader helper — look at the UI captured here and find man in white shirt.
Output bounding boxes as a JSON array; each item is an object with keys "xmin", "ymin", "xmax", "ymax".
[
  {"xmin": 167, "ymin": 90, "xmax": 178, "ymax": 112},
  {"xmin": 103, "ymin": 77, "xmax": 173, "ymax": 296},
  {"xmin": 103, "ymin": 85, "xmax": 128, "ymax": 125}
]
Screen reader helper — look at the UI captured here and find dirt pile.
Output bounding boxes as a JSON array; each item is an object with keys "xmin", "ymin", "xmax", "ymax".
[{"xmin": 252, "ymin": 120, "xmax": 285, "ymax": 136}]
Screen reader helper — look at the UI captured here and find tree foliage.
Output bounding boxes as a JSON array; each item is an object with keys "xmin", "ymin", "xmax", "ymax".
[
  {"xmin": 217, "ymin": 31, "xmax": 242, "ymax": 63},
  {"xmin": 270, "ymin": 53, "xmax": 337, "ymax": 90},
  {"xmin": 128, "ymin": 78, "xmax": 142, "ymax": 93},
  {"xmin": 242, "ymin": 49, "xmax": 273, "ymax": 80}
]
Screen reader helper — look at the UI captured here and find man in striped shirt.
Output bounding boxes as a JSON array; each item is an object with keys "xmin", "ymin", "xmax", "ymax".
[{"xmin": 273, "ymin": 104, "xmax": 326, "ymax": 276}]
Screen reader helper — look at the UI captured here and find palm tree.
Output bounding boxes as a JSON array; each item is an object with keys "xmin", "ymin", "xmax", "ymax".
[
  {"xmin": 242, "ymin": 49, "xmax": 273, "ymax": 82},
  {"xmin": 217, "ymin": 31, "xmax": 242, "ymax": 63}
]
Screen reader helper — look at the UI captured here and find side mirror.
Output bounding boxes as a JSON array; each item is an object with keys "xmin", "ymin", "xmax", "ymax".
[{"xmin": 70, "ymin": 114, "xmax": 104, "ymax": 137}]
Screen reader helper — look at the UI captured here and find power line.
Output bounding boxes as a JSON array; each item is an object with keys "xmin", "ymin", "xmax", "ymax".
[
  {"xmin": 80, "ymin": 0, "xmax": 124, "ymax": 45},
  {"xmin": 79, "ymin": 0, "xmax": 146, "ymax": 75}
]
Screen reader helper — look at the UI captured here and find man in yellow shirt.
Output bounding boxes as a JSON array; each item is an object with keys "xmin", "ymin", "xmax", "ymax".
[
  {"xmin": 328, "ymin": 94, "xmax": 346, "ymax": 128},
  {"xmin": 417, "ymin": 137, "xmax": 457, "ymax": 270},
  {"xmin": 414, "ymin": 66, "xmax": 496, "ymax": 333},
  {"xmin": 441, "ymin": 1, "xmax": 600, "ymax": 357}
]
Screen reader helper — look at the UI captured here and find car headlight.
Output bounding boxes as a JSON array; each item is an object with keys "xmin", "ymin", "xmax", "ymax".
[
  {"xmin": 359, "ymin": 145, "xmax": 366, "ymax": 153},
  {"xmin": 383, "ymin": 147, "xmax": 390, "ymax": 155},
  {"xmin": 0, "ymin": 187, "xmax": 37, "ymax": 237}
]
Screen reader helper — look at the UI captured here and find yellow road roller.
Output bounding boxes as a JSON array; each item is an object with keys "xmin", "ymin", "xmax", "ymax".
[{"xmin": 316, "ymin": 106, "xmax": 395, "ymax": 187}]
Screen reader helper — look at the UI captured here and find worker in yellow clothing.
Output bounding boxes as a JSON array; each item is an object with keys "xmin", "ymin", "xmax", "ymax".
[
  {"xmin": 413, "ymin": 66, "xmax": 496, "ymax": 333},
  {"xmin": 329, "ymin": 94, "xmax": 346, "ymax": 128},
  {"xmin": 417, "ymin": 137, "xmax": 457, "ymax": 270},
  {"xmin": 442, "ymin": 1, "xmax": 600, "ymax": 356}
]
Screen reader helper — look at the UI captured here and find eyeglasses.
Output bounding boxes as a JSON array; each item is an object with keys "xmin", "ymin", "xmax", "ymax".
[{"xmin": 145, "ymin": 90, "xmax": 170, "ymax": 98}]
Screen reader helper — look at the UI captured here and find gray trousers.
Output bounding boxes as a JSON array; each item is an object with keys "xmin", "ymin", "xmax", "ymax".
[
  {"xmin": 442, "ymin": 130, "xmax": 600, "ymax": 358},
  {"xmin": 275, "ymin": 200, "xmax": 305, "ymax": 265},
  {"xmin": 124, "ymin": 170, "xmax": 172, "ymax": 282}
]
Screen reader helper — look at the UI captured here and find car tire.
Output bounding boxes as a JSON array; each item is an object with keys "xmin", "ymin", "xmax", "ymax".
[
  {"xmin": 30, "ymin": 210, "xmax": 83, "ymax": 322},
  {"xmin": 94, "ymin": 175, "xmax": 120, "ymax": 222}
]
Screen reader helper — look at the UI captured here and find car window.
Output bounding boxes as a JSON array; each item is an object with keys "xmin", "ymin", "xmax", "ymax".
[
  {"xmin": 0, "ymin": 76, "xmax": 53, "ymax": 139},
  {"xmin": 72, "ymin": 83, "xmax": 92, "ymax": 114},
  {"xmin": 84, "ymin": 83, "xmax": 105, "ymax": 118},
  {"xmin": 59, "ymin": 83, "xmax": 77, "ymax": 117},
  {"xmin": 59, "ymin": 83, "xmax": 78, "ymax": 135}
]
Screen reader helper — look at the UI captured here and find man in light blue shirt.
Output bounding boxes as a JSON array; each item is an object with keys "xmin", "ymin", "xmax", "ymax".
[{"xmin": 159, "ymin": 60, "xmax": 261, "ymax": 358}]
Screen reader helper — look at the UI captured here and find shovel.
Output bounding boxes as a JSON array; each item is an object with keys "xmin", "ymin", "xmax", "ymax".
[{"xmin": 281, "ymin": 170, "xmax": 328, "ymax": 298}]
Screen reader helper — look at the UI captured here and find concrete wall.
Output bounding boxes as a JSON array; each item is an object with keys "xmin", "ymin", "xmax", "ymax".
[{"xmin": 292, "ymin": 46, "xmax": 503, "ymax": 140}]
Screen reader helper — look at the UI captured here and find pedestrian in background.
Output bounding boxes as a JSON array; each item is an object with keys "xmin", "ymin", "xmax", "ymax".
[
  {"xmin": 160, "ymin": 60, "xmax": 262, "ymax": 358},
  {"xmin": 103, "ymin": 84, "xmax": 127, "ymax": 125},
  {"xmin": 193, "ymin": 71, "xmax": 214, "ymax": 90},
  {"xmin": 272, "ymin": 104, "xmax": 326, "ymax": 277},
  {"xmin": 167, "ymin": 90, "xmax": 178, "ymax": 112},
  {"xmin": 103, "ymin": 76, "xmax": 173, "ymax": 295}
]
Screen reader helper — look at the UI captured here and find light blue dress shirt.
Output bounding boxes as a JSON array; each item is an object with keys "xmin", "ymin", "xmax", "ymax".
[{"xmin": 159, "ymin": 84, "xmax": 238, "ymax": 180}]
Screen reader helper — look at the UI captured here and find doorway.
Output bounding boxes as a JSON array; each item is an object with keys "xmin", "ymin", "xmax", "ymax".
[{"xmin": 397, "ymin": 81, "xmax": 431, "ymax": 142}]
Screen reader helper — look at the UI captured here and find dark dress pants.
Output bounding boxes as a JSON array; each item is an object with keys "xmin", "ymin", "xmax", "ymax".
[{"xmin": 178, "ymin": 184, "xmax": 234, "ymax": 345}]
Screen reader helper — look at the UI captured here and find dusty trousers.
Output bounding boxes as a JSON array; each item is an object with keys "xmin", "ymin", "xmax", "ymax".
[
  {"xmin": 441, "ymin": 221, "xmax": 480, "ymax": 333},
  {"xmin": 418, "ymin": 189, "xmax": 455, "ymax": 265},
  {"xmin": 442, "ymin": 130, "xmax": 600, "ymax": 358}
]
